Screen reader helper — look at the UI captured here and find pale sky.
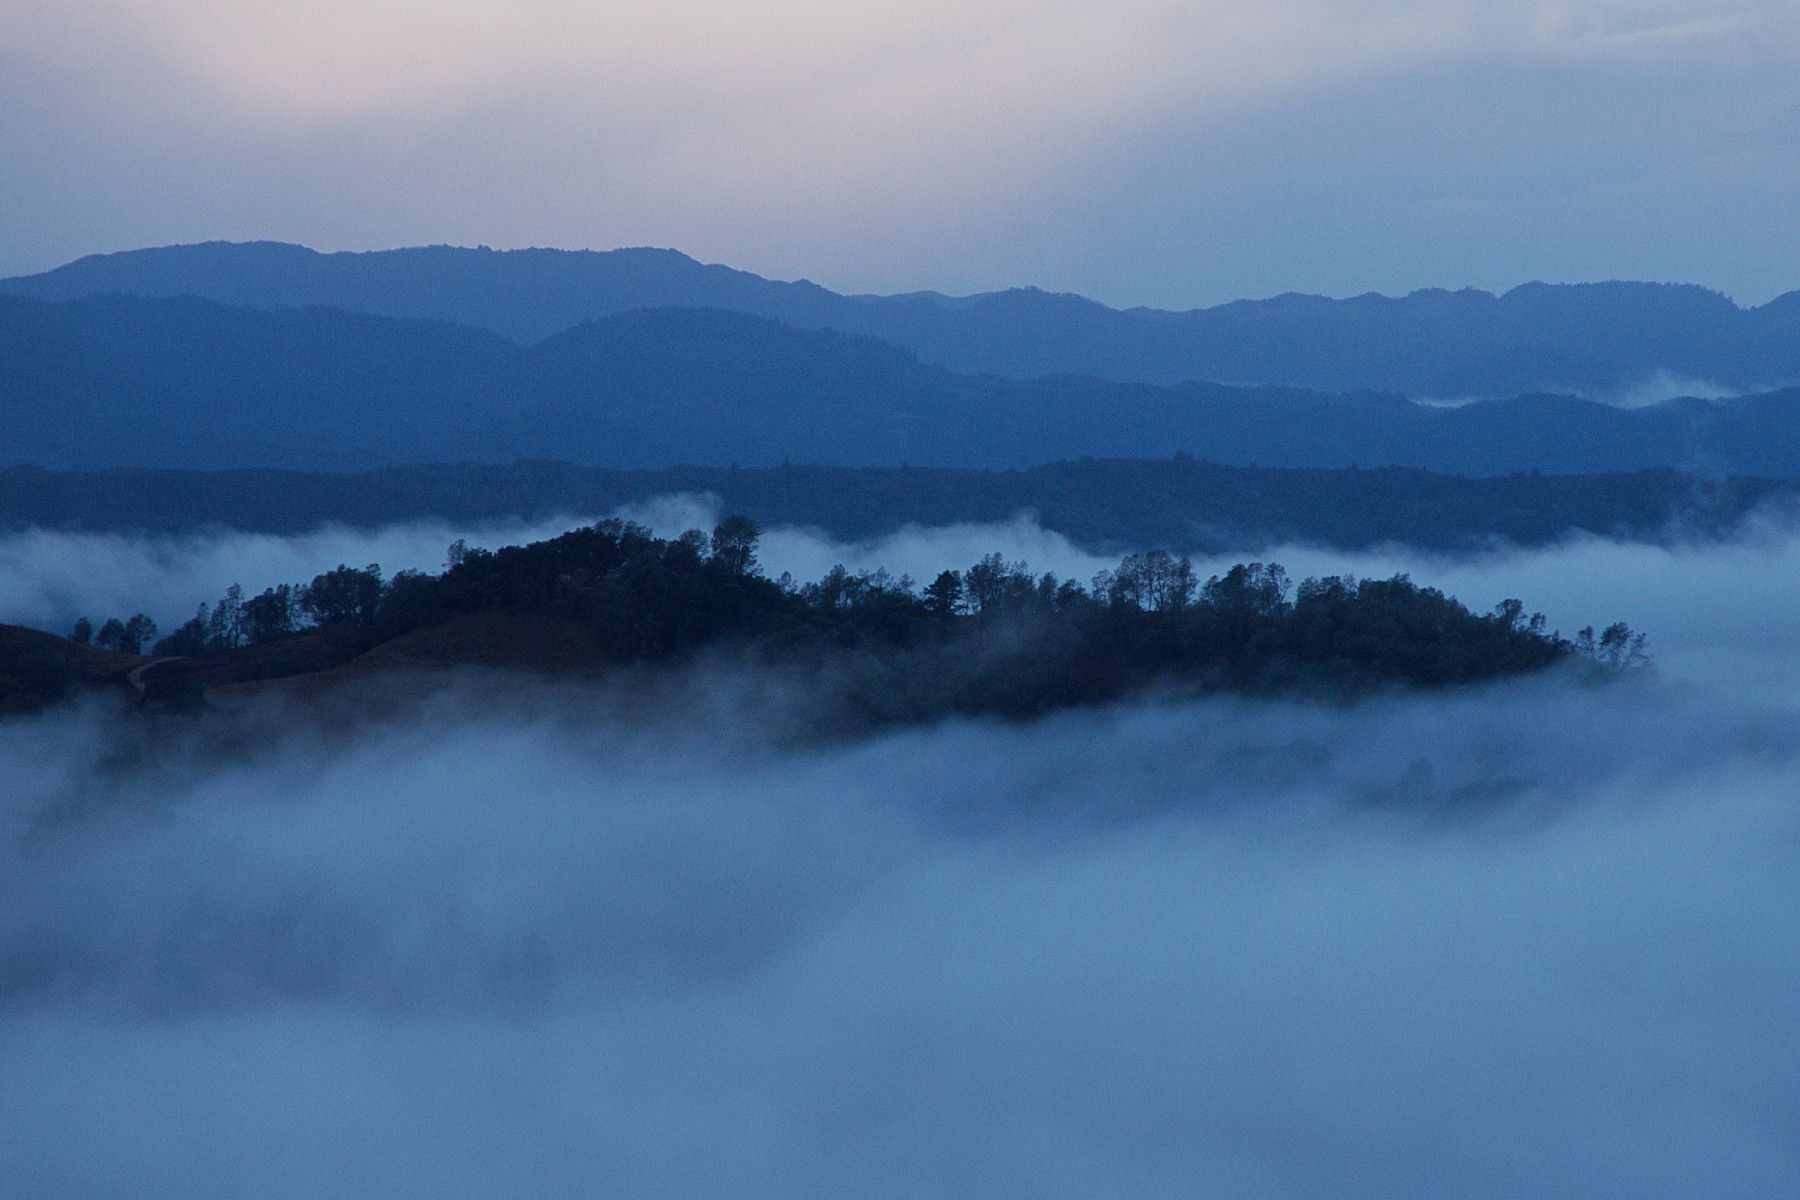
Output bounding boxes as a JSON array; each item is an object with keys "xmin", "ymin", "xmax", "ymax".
[{"xmin": 3, "ymin": 0, "xmax": 1798, "ymax": 305}]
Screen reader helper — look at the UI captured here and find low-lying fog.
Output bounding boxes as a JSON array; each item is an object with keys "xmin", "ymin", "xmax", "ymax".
[{"xmin": 3, "ymin": 498, "xmax": 1797, "ymax": 1196}]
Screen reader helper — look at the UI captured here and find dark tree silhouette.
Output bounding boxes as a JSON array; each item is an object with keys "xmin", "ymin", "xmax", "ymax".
[
  {"xmin": 710, "ymin": 516, "xmax": 760, "ymax": 575},
  {"xmin": 118, "ymin": 516, "xmax": 1636, "ymax": 724}
]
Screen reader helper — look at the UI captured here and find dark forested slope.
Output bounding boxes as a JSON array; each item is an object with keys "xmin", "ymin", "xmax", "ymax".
[
  {"xmin": 0, "ymin": 624, "xmax": 143, "ymax": 715},
  {"xmin": 3, "ymin": 458, "xmax": 1792, "ymax": 553}
]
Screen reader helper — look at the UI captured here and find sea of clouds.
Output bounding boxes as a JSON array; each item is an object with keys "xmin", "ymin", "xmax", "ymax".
[{"xmin": 2, "ymin": 501, "xmax": 1798, "ymax": 1196}]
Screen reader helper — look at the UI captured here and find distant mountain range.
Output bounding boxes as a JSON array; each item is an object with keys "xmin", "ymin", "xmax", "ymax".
[
  {"xmin": 5, "ymin": 292, "xmax": 1800, "ymax": 476},
  {"xmin": 6, "ymin": 241, "xmax": 1799, "ymax": 398}
]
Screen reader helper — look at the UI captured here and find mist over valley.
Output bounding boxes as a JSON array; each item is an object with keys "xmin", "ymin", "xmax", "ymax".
[{"xmin": 4, "ymin": 605, "xmax": 1798, "ymax": 1195}]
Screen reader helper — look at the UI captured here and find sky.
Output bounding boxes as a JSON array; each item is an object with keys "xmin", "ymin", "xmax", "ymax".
[{"xmin": 3, "ymin": 1, "xmax": 1799, "ymax": 306}]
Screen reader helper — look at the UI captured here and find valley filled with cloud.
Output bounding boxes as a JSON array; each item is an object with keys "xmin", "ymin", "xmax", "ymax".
[{"xmin": 3, "ymin": 508, "xmax": 1797, "ymax": 1195}]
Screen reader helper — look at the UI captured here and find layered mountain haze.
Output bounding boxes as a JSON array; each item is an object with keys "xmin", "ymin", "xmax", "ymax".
[
  {"xmin": 6, "ymin": 290, "xmax": 1800, "ymax": 476},
  {"xmin": 7, "ymin": 241, "xmax": 1800, "ymax": 397}
]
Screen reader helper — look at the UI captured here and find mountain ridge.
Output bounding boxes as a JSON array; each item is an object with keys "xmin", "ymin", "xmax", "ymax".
[
  {"xmin": 4, "ymin": 291, "xmax": 1800, "ymax": 478},
  {"xmin": 6, "ymin": 241, "xmax": 1796, "ymax": 397}
]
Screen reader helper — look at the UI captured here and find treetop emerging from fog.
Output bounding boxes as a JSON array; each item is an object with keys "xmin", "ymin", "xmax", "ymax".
[{"xmin": 54, "ymin": 517, "xmax": 1648, "ymax": 728}]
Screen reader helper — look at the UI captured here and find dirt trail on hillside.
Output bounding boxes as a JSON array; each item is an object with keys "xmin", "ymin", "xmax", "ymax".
[{"xmin": 125, "ymin": 656, "xmax": 183, "ymax": 697}]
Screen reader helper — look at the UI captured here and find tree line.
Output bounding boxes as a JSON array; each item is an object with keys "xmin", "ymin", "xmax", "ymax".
[{"xmin": 75, "ymin": 518, "xmax": 1647, "ymax": 718}]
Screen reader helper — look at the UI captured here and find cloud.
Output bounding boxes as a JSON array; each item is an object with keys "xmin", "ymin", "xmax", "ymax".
[
  {"xmin": 1585, "ymin": 370, "xmax": 1745, "ymax": 407},
  {"xmin": 1211, "ymin": 518, "xmax": 1800, "ymax": 703},
  {"xmin": 0, "ymin": 514, "xmax": 599, "ymax": 634},
  {"xmin": 17, "ymin": 1, "xmax": 1788, "ymax": 123},
  {"xmin": 4, "ymin": 481, "xmax": 1799, "ymax": 1194},
  {"xmin": 1415, "ymin": 371, "xmax": 1748, "ymax": 409},
  {"xmin": 2, "ymin": 664, "xmax": 1798, "ymax": 1196}
]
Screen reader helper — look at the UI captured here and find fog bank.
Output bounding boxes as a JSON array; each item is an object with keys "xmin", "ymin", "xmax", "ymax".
[
  {"xmin": 0, "ymin": 514, "xmax": 599, "ymax": 634},
  {"xmin": 5, "ymin": 489, "xmax": 1799, "ymax": 1194},
  {"xmin": 3, "ymin": 673, "xmax": 1798, "ymax": 1197}
]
